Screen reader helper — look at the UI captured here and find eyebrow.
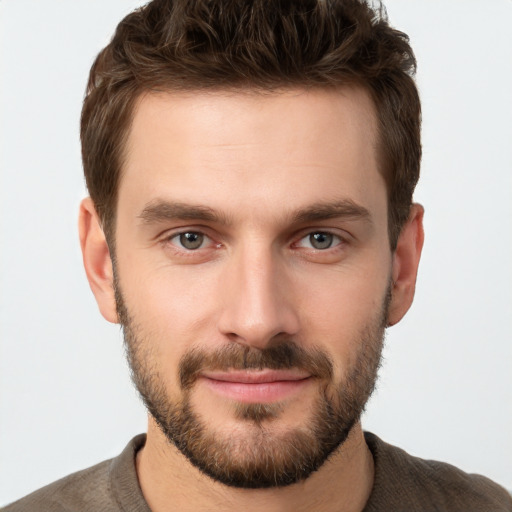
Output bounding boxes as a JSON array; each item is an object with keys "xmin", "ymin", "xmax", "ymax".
[
  {"xmin": 138, "ymin": 201, "xmax": 230, "ymax": 225},
  {"xmin": 138, "ymin": 199, "xmax": 371, "ymax": 226},
  {"xmin": 291, "ymin": 200, "xmax": 372, "ymax": 225}
]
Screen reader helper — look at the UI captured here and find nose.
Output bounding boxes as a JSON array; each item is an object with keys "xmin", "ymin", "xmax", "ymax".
[{"xmin": 217, "ymin": 243, "xmax": 300, "ymax": 349}]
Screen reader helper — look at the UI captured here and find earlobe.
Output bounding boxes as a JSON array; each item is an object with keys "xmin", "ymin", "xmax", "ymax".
[
  {"xmin": 387, "ymin": 203, "xmax": 425, "ymax": 326},
  {"xmin": 78, "ymin": 198, "xmax": 119, "ymax": 324}
]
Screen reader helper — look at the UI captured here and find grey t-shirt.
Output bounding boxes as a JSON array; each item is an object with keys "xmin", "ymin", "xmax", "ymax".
[{"xmin": 4, "ymin": 433, "xmax": 512, "ymax": 511}]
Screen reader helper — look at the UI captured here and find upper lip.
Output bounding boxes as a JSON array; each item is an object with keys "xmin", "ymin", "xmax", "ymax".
[{"xmin": 201, "ymin": 369, "xmax": 311, "ymax": 384}]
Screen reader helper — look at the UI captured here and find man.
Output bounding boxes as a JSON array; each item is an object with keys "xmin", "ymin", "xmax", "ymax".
[{"xmin": 4, "ymin": 0, "xmax": 511, "ymax": 510}]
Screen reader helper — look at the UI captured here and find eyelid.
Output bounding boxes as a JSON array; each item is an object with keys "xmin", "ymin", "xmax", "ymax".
[
  {"xmin": 293, "ymin": 228, "xmax": 349, "ymax": 247},
  {"xmin": 157, "ymin": 226, "xmax": 350, "ymax": 253},
  {"xmin": 296, "ymin": 232, "xmax": 343, "ymax": 250},
  {"xmin": 160, "ymin": 228, "xmax": 217, "ymax": 249}
]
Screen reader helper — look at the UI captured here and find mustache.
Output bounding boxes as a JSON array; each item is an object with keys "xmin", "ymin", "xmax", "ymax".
[{"xmin": 179, "ymin": 340, "xmax": 333, "ymax": 390}]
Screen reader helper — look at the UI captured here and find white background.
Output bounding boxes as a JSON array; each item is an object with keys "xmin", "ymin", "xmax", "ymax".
[{"xmin": 1, "ymin": 0, "xmax": 511, "ymax": 506}]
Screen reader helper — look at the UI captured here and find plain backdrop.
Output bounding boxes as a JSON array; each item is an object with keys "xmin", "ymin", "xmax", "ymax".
[{"xmin": 1, "ymin": 0, "xmax": 511, "ymax": 505}]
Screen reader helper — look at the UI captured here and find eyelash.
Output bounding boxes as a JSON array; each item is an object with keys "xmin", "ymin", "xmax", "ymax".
[
  {"xmin": 159, "ymin": 231, "xmax": 218, "ymax": 262},
  {"xmin": 162, "ymin": 229, "xmax": 347, "ymax": 255},
  {"xmin": 293, "ymin": 232, "xmax": 345, "ymax": 251},
  {"xmin": 167, "ymin": 231, "xmax": 215, "ymax": 251}
]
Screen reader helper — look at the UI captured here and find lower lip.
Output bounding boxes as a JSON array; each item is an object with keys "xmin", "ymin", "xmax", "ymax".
[{"xmin": 200, "ymin": 377, "xmax": 311, "ymax": 403}]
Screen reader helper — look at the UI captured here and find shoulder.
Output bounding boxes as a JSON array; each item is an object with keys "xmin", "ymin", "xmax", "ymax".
[
  {"xmin": 2, "ymin": 435, "xmax": 148, "ymax": 512},
  {"xmin": 2, "ymin": 459, "xmax": 114, "ymax": 512},
  {"xmin": 364, "ymin": 431, "xmax": 512, "ymax": 512}
]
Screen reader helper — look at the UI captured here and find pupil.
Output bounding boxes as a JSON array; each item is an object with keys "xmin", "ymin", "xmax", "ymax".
[
  {"xmin": 180, "ymin": 232, "xmax": 203, "ymax": 250},
  {"xmin": 311, "ymin": 232, "xmax": 332, "ymax": 249}
]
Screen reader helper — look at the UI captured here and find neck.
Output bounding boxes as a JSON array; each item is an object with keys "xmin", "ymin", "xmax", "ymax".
[{"xmin": 136, "ymin": 418, "xmax": 374, "ymax": 512}]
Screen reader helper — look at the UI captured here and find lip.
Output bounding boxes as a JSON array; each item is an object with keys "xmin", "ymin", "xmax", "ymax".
[{"xmin": 199, "ymin": 370, "xmax": 312, "ymax": 403}]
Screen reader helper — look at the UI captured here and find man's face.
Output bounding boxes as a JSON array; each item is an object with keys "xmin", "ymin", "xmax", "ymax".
[{"xmin": 113, "ymin": 87, "xmax": 393, "ymax": 487}]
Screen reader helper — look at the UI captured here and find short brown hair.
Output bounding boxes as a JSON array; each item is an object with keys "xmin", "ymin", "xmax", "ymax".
[{"xmin": 81, "ymin": 0, "xmax": 421, "ymax": 249}]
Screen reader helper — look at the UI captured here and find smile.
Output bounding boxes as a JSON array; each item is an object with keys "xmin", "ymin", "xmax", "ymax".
[{"xmin": 199, "ymin": 370, "xmax": 312, "ymax": 403}]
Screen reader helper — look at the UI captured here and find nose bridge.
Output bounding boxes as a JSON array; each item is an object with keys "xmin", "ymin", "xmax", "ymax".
[{"xmin": 218, "ymin": 239, "xmax": 298, "ymax": 347}]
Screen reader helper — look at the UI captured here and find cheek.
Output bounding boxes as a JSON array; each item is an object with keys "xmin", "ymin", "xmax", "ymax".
[
  {"xmin": 294, "ymin": 260, "xmax": 390, "ymax": 373},
  {"xmin": 119, "ymin": 260, "xmax": 223, "ymax": 371}
]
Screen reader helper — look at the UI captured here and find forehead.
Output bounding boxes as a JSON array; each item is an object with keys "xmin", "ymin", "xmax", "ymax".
[{"xmin": 119, "ymin": 86, "xmax": 385, "ymax": 227}]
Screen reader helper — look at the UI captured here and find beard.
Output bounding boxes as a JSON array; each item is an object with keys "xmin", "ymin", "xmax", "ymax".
[{"xmin": 116, "ymin": 281, "xmax": 389, "ymax": 489}]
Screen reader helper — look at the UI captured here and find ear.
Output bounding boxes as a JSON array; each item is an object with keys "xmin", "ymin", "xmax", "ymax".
[
  {"xmin": 387, "ymin": 203, "xmax": 424, "ymax": 326},
  {"xmin": 78, "ymin": 197, "xmax": 118, "ymax": 324}
]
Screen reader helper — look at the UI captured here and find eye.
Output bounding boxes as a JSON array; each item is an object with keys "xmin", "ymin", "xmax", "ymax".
[
  {"xmin": 296, "ymin": 231, "xmax": 342, "ymax": 250},
  {"xmin": 170, "ymin": 231, "xmax": 209, "ymax": 250}
]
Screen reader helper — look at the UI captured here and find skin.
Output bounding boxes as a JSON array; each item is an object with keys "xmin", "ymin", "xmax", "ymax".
[{"xmin": 79, "ymin": 86, "xmax": 424, "ymax": 512}]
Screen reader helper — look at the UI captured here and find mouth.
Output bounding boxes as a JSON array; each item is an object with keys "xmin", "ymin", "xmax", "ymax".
[{"xmin": 199, "ymin": 369, "xmax": 313, "ymax": 403}]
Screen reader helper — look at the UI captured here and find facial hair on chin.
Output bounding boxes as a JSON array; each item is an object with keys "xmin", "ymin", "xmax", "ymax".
[{"xmin": 116, "ymin": 279, "xmax": 390, "ymax": 489}]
